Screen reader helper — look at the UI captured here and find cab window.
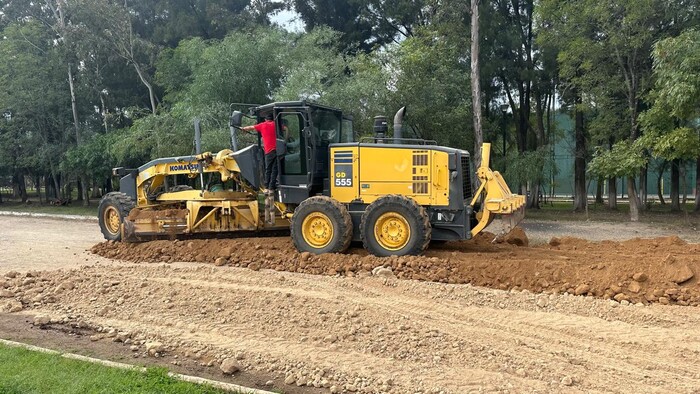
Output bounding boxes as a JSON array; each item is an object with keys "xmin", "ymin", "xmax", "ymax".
[
  {"xmin": 341, "ymin": 118, "xmax": 354, "ymax": 143},
  {"xmin": 311, "ymin": 109, "xmax": 341, "ymax": 144},
  {"xmin": 280, "ymin": 113, "xmax": 305, "ymax": 175}
]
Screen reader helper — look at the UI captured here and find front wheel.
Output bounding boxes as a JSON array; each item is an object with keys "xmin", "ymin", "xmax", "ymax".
[
  {"xmin": 360, "ymin": 195, "xmax": 431, "ymax": 257},
  {"xmin": 98, "ymin": 192, "xmax": 135, "ymax": 241},
  {"xmin": 290, "ymin": 196, "xmax": 353, "ymax": 254}
]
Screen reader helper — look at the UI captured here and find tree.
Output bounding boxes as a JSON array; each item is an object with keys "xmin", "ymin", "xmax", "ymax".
[
  {"xmin": 290, "ymin": 0, "xmax": 432, "ymax": 53},
  {"xmin": 392, "ymin": 27, "xmax": 472, "ymax": 149},
  {"xmin": 470, "ymin": 0, "xmax": 483, "ymax": 169},
  {"xmin": 539, "ymin": 0, "xmax": 689, "ymax": 220},
  {"xmin": 273, "ymin": 27, "xmax": 392, "ymax": 133},
  {"xmin": 640, "ymin": 28, "xmax": 700, "ymax": 211},
  {"xmin": 0, "ymin": 21, "xmax": 72, "ymax": 202}
]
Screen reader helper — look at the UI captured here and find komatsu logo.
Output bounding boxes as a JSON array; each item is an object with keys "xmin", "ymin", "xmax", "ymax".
[{"xmin": 169, "ymin": 163, "xmax": 198, "ymax": 171}]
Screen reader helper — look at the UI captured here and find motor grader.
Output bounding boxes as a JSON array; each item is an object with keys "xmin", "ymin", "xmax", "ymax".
[{"xmin": 98, "ymin": 101, "xmax": 524, "ymax": 257}]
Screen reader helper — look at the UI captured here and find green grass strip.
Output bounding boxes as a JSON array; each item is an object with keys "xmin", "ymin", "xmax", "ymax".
[
  {"xmin": 0, "ymin": 203, "xmax": 97, "ymax": 217},
  {"xmin": 0, "ymin": 343, "xmax": 229, "ymax": 394}
]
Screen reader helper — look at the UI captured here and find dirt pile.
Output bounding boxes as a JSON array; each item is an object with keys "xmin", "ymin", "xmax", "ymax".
[{"xmin": 90, "ymin": 229, "xmax": 700, "ymax": 306}]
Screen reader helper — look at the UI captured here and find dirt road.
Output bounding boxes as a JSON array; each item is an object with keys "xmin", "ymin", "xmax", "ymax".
[{"xmin": 2, "ymin": 216, "xmax": 700, "ymax": 393}]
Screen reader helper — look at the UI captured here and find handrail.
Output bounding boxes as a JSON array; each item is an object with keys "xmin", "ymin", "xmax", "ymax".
[{"xmin": 358, "ymin": 137, "xmax": 437, "ymax": 145}]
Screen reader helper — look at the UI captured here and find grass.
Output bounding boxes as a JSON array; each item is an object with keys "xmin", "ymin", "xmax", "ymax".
[
  {"xmin": 528, "ymin": 199, "xmax": 700, "ymax": 226},
  {"xmin": 0, "ymin": 344, "xmax": 231, "ymax": 394},
  {"xmin": 0, "ymin": 200, "xmax": 97, "ymax": 217}
]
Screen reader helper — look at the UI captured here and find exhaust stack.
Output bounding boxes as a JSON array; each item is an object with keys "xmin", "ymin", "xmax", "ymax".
[{"xmin": 393, "ymin": 106, "xmax": 407, "ymax": 142}]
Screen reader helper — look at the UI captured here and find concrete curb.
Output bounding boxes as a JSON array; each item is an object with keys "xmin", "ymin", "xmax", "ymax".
[
  {"xmin": 0, "ymin": 211, "xmax": 98, "ymax": 222},
  {"xmin": 0, "ymin": 338, "xmax": 276, "ymax": 394}
]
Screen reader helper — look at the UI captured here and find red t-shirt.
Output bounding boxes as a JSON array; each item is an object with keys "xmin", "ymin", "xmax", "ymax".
[{"xmin": 254, "ymin": 120, "xmax": 277, "ymax": 154}]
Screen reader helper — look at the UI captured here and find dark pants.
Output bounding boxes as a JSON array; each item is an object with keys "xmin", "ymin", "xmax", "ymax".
[{"xmin": 264, "ymin": 150, "xmax": 278, "ymax": 190}]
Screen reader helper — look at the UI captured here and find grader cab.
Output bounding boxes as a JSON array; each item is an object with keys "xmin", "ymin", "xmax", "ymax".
[{"xmin": 98, "ymin": 101, "xmax": 524, "ymax": 257}]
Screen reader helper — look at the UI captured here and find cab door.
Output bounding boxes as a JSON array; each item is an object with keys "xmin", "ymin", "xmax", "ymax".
[{"xmin": 277, "ymin": 111, "xmax": 307, "ymax": 187}]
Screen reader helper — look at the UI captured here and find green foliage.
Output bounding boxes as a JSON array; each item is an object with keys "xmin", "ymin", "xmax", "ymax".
[
  {"xmin": 392, "ymin": 27, "xmax": 471, "ymax": 149},
  {"xmin": 273, "ymin": 27, "xmax": 393, "ymax": 134},
  {"xmin": 651, "ymin": 28, "xmax": 700, "ymax": 120},
  {"xmin": 638, "ymin": 28, "xmax": 700, "ymax": 163},
  {"xmin": 588, "ymin": 140, "xmax": 647, "ymax": 178},
  {"xmin": 1, "ymin": 0, "xmax": 697, "ymax": 206},
  {"xmin": 504, "ymin": 147, "xmax": 556, "ymax": 187}
]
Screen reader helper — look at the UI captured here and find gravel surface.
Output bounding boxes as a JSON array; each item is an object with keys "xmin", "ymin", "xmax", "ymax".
[{"xmin": 2, "ymin": 216, "xmax": 700, "ymax": 393}]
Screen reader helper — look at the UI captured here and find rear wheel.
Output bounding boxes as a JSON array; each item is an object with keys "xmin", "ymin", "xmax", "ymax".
[
  {"xmin": 291, "ymin": 196, "xmax": 352, "ymax": 254},
  {"xmin": 361, "ymin": 195, "xmax": 431, "ymax": 257},
  {"xmin": 98, "ymin": 192, "xmax": 135, "ymax": 241}
]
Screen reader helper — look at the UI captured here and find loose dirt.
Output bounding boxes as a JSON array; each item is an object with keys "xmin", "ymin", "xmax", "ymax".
[
  {"xmin": 91, "ymin": 230, "xmax": 700, "ymax": 306},
  {"xmin": 3, "ymin": 216, "xmax": 700, "ymax": 393}
]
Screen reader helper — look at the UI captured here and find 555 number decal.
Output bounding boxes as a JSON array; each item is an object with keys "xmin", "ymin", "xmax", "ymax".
[{"xmin": 334, "ymin": 165, "xmax": 353, "ymax": 187}]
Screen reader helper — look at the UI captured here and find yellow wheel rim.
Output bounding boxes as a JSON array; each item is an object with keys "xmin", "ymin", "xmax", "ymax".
[
  {"xmin": 301, "ymin": 212, "xmax": 334, "ymax": 249},
  {"xmin": 374, "ymin": 212, "xmax": 411, "ymax": 251},
  {"xmin": 103, "ymin": 206, "xmax": 121, "ymax": 235}
]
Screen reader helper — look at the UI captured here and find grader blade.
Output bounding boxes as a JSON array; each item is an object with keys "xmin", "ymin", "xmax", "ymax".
[{"xmin": 121, "ymin": 219, "xmax": 141, "ymax": 242}]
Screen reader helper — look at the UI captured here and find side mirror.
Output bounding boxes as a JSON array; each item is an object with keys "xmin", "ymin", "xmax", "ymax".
[{"xmin": 230, "ymin": 111, "xmax": 243, "ymax": 128}]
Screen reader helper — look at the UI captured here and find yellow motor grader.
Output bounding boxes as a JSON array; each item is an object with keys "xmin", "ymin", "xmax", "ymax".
[{"xmin": 98, "ymin": 101, "xmax": 524, "ymax": 257}]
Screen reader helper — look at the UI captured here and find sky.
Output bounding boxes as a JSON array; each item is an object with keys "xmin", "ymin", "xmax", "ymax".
[{"xmin": 271, "ymin": 9, "xmax": 305, "ymax": 32}]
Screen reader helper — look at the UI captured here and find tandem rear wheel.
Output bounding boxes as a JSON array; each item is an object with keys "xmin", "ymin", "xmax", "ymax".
[
  {"xmin": 360, "ymin": 195, "xmax": 431, "ymax": 257},
  {"xmin": 291, "ymin": 196, "xmax": 353, "ymax": 254}
]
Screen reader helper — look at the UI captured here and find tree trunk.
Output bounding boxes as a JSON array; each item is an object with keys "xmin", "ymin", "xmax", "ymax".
[
  {"xmin": 671, "ymin": 159, "xmax": 680, "ymax": 211},
  {"xmin": 100, "ymin": 93, "xmax": 109, "ymax": 133},
  {"xmin": 76, "ymin": 178, "xmax": 83, "ymax": 202},
  {"xmin": 573, "ymin": 97, "xmax": 586, "ymax": 212},
  {"xmin": 104, "ymin": 177, "xmax": 113, "ymax": 194},
  {"xmin": 68, "ymin": 64, "xmax": 81, "ymax": 145},
  {"xmin": 12, "ymin": 172, "xmax": 28, "ymax": 203},
  {"xmin": 526, "ymin": 181, "xmax": 541, "ymax": 209},
  {"xmin": 595, "ymin": 179, "xmax": 603, "ymax": 204},
  {"xmin": 681, "ymin": 163, "xmax": 687, "ymax": 205},
  {"xmin": 52, "ymin": 171, "xmax": 61, "ymax": 200},
  {"xmin": 627, "ymin": 178, "xmax": 639, "ymax": 222},
  {"xmin": 36, "ymin": 176, "xmax": 42, "ymax": 204},
  {"xmin": 44, "ymin": 176, "xmax": 52, "ymax": 203},
  {"xmin": 639, "ymin": 165, "xmax": 647, "ymax": 209},
  {"xmin": 607, "ymin": 177, "xmax": 617, "ymax": 209},
  {"xmin": 657, "ymin": 161, "xmax": 667, "ymax": 205},
  {"xmin": 470, "ymin": 0, "xmax": 483, "ymax": 170},
  {"xmin": 695, "ymin": 157, "xmax": 700, "ymax": 212},
  {"xmin": 91, "ymin": 180, "xmax": 101, "ymax": 198},
  {"xmin": 132, "ymin": 61, "xmax": 158, "ymax": 115},
  {"xmin": 81, "ymin": 175, "xmax": 90, "ymax": 207}
]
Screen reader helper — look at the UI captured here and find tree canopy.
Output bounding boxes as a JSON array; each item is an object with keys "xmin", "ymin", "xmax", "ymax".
[{"xmin": 0, "ymin": 0, "xmax": 698, "ymax": 217}]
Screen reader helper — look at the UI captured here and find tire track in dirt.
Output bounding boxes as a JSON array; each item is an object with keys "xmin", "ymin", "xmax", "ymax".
[
  {"xmin": 6, "ymin": 263, "xmax": 700, "ymax": 393},
  {"xmin": 337, "ymin": 284, "xmax": 700, "ymax": 392}
]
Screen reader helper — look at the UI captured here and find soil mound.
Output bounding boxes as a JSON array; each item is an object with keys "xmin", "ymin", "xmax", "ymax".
[{"xmin": 91, "ymin": 230, "xmax": 700, "ymax": 306}]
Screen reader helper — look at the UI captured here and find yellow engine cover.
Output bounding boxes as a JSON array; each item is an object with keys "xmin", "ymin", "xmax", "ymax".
[{"xmin": 330, "ymin": 145, "xmax": 450, "ymax": 206}]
